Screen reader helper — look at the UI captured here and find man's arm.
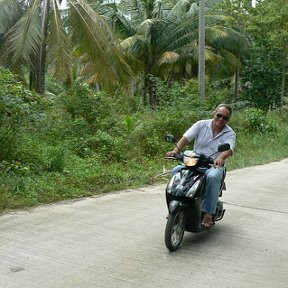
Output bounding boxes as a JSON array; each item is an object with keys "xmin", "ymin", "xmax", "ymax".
[
  {"xmin": 214, "ymin": 129, "xmax": 236, "ymax": 166},
  {"xmin": 166, "ymin": 136, "xmax": 190, "ymax": 156},
  {"xmin": 214, "ymin": 150, "xmax": 233, "ymax": 166}
]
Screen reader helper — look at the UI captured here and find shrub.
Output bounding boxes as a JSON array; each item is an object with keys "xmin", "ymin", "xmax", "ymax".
[
  {"xmin": 74, "ymin": 130, "xmax": 127, "ymax": 162},
  {"xmin": 45, "ymin": 147, "xmax": 67, "ymax": 173},
  {"xmin": 60, "ymin": 83, "xmax": 117, "ymax": 130},
  {"xmin": 0, "ymin": 69, "xmax": 41, "ymax": 161},
  {"xmin": 242, "ymin": 108, "xmax": 277, "ymax": 133},
  {"xmin": 129, "ymin": 123, "xmax": 163, "ymax": 156},
  {"xmin": 0, "ymin": 160, "xmax": 30, "ymax": 176}
]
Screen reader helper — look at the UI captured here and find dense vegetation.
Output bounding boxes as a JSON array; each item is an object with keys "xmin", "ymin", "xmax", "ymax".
[
  {"xmin": 1, "ymin": 0, "xmax": 288, "ymax": 212},
  {"xmin": 1, "ymin": 68, "xmax": 288, "ymax": 212}
]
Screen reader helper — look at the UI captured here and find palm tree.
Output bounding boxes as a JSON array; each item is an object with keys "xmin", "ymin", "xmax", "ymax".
[
  {"xmin": 198, "ymin": 0, "xmax": 205, "ymax": 98},
  {"xmin": 100, "ymin": 0, "xmax": 249, "ymax": 106},
  {"xmin": 0, "ymin": 0, "xmax": 132, "ymax": 94}
]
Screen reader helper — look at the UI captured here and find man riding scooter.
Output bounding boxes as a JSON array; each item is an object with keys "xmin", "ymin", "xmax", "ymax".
[{"xmin": 166, "ymin": 104, "xmax": 236, "ymax": 228}]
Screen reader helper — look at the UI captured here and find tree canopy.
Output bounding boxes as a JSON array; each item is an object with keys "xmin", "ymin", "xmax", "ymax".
[{"xmin": 0, "ymin": 0, "xmax": 286, "ymax": 110}]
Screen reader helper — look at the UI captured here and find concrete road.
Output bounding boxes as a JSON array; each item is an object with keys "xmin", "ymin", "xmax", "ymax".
[{"xmin": 1, "ymin": 160, "xmax": 288, "ymax": 288}]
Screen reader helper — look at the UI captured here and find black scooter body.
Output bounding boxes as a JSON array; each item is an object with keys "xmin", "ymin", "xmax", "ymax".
[
  {"xmin": 164, "ymin": 135, "xmax": 229, "ymax": 251},
  {"xmin": 166, "ymin": 167, "xmax": 207, "ymax": 233},
  {"xmin": 164, "ymin": 163, "xmax": 226, "ymax": 251}
]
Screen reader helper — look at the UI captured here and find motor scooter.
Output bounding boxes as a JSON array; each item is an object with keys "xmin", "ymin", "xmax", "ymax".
[{"xmin": 164, "ymin": 134, "xmax": 230, "ymax": 251}]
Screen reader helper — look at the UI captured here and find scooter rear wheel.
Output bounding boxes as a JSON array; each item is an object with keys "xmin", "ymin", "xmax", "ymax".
[{"xmin": 165, "ymin": 211, "xmax": 185, "ymax": 251}]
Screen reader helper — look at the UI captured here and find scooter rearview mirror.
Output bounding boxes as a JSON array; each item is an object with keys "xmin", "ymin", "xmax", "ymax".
[
  {"xmin": 165, "ymin": 134, "xmax": 176, "ymax": 144},
  {"xmin": 218, "ymin": 143, "xmax": 230, "ymax": 152}
]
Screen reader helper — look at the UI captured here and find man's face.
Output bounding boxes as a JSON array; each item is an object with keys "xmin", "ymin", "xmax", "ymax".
[{"xmin": 213, "ymin": 107, "xmax": 231, "ymax": 129}]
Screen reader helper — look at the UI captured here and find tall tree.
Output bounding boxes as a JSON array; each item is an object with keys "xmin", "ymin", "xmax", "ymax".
[
  {"xmin": 209, "ymin": 0, "xmax": 252, "ymax": 101},
  {"xmin": 0, "ymin": 0, "xmax": 132, "ymax": 93},
  {"xmin": 102, "ymin": 0, "xmax": 249, "ymax": 106},
  {"xmin": 243, "ymin": 0, "xmax": 288, "ymax": 110},
  {"xmin": 198, "ymin": 0, "xmax": 205, "ymax": 98}
]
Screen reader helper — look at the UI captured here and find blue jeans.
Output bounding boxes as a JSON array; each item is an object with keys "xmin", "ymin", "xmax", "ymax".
[{"xmin": 171, "ymin": 165, "xmax": 224, "ymax": 214}]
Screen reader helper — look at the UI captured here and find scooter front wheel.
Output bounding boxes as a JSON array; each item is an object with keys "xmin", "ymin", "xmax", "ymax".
[{"xmin": 165, "ymin": 211, "xmax": 185, "ymax": 251}]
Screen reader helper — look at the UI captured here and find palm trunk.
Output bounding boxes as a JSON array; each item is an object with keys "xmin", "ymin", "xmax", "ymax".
[
  {"xmin": 143, "ymin": 44, "xmax": 158, "ymax": 108},
  {"xmin": 281, "ymin": 63, "xmax": 286, "ymax": 110},
  {"xmin": 234, "ymin": 63, "xmax": 241, "ymax": 101},
  {"xmin": 143, "ymin": 73, "xmax": 157, "ymax": 108},
  {"xmin": 148, "ymin": 74, "xmax": 157, "ymax": 107},
  {"xmin": 143, "ymin": 73, "xmax": 148, "ymax": 105},
  {"xmin": 198, "ymin": 0, "xmax": 205, "ymax": 99},
  {"xmin": 30, "ymin": 0, "xmax": 50, "ymax": 94}
]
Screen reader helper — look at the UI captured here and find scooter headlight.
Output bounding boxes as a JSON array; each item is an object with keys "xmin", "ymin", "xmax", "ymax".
[
  {"xmin": 183, "ymin": 156, "xmax": 198, "ymax": 167},
  {"xmin": 183, "ymin": 150, "xmax": 199, "ymax": 167},
  {"xmin": 186, "ymin": 179, "xmax": 201, "ymax": 197}
]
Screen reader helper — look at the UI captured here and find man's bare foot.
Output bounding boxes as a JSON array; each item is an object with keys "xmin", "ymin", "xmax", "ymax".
[{"xmin": 202, "ymin": 213, "xmax": 213, "ymax": 228}]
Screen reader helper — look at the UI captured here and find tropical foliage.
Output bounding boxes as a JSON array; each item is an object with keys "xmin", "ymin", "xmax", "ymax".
[
  {"xmin": 0, "ymin": 0, "xmax": 249, "ymax": 104},
  {"xmin": 1, "ymin": 0, "xmax": 288, "ymax": 211},
  {"xmin": 0, "ymin": 0, "xmax": 132, "ymax": 93},
  {"xmin": 242, "ymin": 0, "xmax": 288, "ymax": 111},
  {"xmin": 101, "ymin": 0, "xmax": 249, "ymax": 105},
  {"xmin": 1, "ymin": 67, "xmax": 288, "ymax": 211}
]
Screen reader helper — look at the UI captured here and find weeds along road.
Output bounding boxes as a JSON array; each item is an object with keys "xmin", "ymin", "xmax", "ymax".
[{"xmin": 1, "ymin": 159, "xmax": 288, "ymax": 288}]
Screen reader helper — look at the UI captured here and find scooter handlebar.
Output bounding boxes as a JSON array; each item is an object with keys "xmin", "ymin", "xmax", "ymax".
[
  {"xmin": 164, "ymin": 156, "xmax": 179, "ymax": 160},
  {"xmin": 164, "ymin": 153, "xmax": 183, "ymax": 160}
]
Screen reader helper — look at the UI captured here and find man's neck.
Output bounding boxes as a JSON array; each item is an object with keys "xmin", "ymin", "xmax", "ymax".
[{"xmin": 212, "ymin": 120, "xmax": 224, "ymax": 137}]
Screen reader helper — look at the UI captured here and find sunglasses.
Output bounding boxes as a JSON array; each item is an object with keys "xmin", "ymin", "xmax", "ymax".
[{"xmin": 216, "ymin": 113, "xmax": 230, "ymax": 121}]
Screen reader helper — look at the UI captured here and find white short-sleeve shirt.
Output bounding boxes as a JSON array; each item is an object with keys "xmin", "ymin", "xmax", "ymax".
[{"xmin": 183, "ymin": 119, "xmax": 236, "ymax": 160}]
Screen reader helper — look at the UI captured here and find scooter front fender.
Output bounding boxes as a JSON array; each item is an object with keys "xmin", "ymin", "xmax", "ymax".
[{"xmin": 168, "ymin": 200, "xmax": 182, "ymax": 213}]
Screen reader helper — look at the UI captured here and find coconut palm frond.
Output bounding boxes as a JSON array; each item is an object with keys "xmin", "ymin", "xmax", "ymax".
[
  {"xmin": 69, "ymin": 0, "xmax": 133, "ymax": 85},
  {"xmin": 177, "ymin": 40, "xmax": 198, "ymax": 55},
  {"xmin": 100, "ymin": 3, "xmax": 136, "ymax": 38},
  {"xmin": 205, "ymin": 14, "xmax": 232, "ymax": 25},
  {"xmin": 220, "ymin": 28, "xmax": 250, "ymax": 57},
  {"xmin": 165, "ymin": 25, "xmax": 198, "ymax": 52},
  {"xmin": 176, "ymin": 41, "xmax": 220, "ymax": 64},
  {"xmin": 168, "ymin": 0, "xmax": 192, "ymax": 20},
  {"xmin": 121, "ymin": 35, "xmax": 143, "ymax": 50},
  {"xmin": 206, "ymin": 0, "xmax": 225, "ymax": 9},
  {"xmin": 6, "ymin": 0, "xmax": 42, "ymax": 65},
  {"xmin": 48, "ymin": 0, "xmax": 72, "ymax": 81},
  {"xmin": 153, "ymin": 0, "xmax": 163, "ymax": 18},
  {"xmin": 120, "ymin": 36, "xmax": 138, "ymax": 50},
  {"xmin": 138, "ymin": 18, "xmax": 159, "ymax": 35},
  {"xmin": 206, "ymin": 26, "xmax": 229, "ymax": 42},
  {"xmin": 113, "ymin": 12, "xmax": 136, "ymax": 38},
  {"xmin": 204, "ymin": 45, "xmax": 222, "ymax": 63},
  {"xmin": 0, "ymin": 0, "xmax": 22, "ymax": 34},
  {"xmin": 207, "ymin": 51, "xmax": 240, "ymax": 80},
  {"xmin": 187, "ymin": 2, "xmax": 199, "ymax": 17},
  {"xmin": 121, "ymin": 35, "xmax": 147, "ymax": 61},
  {"xmin": 206, "ymin": 26, "xmax": 250, "ymax": 60},
  {"xmin": 126, "ymin": 0, "xmax": 146, "ymax": 22},
  {"xmin": 217, "ymin": 48, "xmax": 242, "ymax": 70},
  {"xmin": 157, "ymin": 51, "xmax": 179, "ymax": 66},
  {"xmin": 160, "ymin": 15, "xmax": 197, "ymax": 51}
]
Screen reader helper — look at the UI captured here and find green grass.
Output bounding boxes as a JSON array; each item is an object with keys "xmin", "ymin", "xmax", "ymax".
[
  {"xmin": 1, "ymin": 129, "xmax": 288, "ymax": 213},
  {"xmin": 228, "ymin": 132, "xmax": 288, "ymax": 170},
  {"xmin": 2, "ymin": 68, "xmax": 288, "ymax": 213},
  {"xmin": 0, "ymin": 156, "xmax": 167, "ymax": 211}
]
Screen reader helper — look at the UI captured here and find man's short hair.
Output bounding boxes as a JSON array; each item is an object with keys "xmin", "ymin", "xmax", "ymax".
[{"xmin": 215, "ymin": 104, "xmax": 233, "ymax": 116}]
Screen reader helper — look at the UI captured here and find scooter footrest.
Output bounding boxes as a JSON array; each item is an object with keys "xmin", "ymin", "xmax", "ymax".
[{"xmin": 214, "ymin": 209, "xmax": 226, "ymax": 221}]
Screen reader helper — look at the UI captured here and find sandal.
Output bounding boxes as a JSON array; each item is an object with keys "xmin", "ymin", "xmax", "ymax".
[{"xmin": 201, "ymin": 213, "xmax": 213, "ymax": 228}]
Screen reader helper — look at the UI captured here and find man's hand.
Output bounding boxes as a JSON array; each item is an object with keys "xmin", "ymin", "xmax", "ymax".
[
  {"xmin": 165, "ymin": 151, "xmax": 177, "ymax": 157},
  {"xmin": 165, "ymin": 136, "xmax": 189, "ymax": 158},
  {"xmin": 214, "ymin": 156, "xmax": 225, "ymax": 166},
  {"xmin": 214, "ymin": 150, "xmax": 232, "ymax": 166}
]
